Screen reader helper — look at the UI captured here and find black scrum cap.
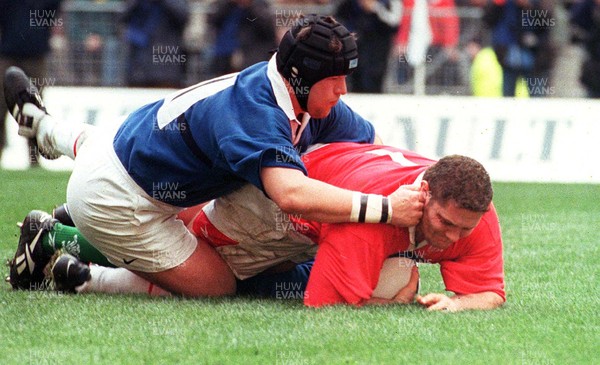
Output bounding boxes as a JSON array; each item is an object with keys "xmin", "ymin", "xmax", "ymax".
[{"xmin": 276, "ymin": 15, "xmax": 358, "ymax": 110}]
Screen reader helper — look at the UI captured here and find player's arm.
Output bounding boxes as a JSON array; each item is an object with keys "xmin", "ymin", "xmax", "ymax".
[
  {"xmin": 261, "ymin": 167, "xmax": 424, "ymax": 226},
  {"xmin": 416, "ymin": 291, "xmax": 505, "ymax": 312}
]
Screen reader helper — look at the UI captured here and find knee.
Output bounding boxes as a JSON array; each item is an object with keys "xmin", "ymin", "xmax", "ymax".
[
  {"xmin": 138, "ymin": 259, "xmax": 237, "ymax": 298},
  {"xmin": 186, "ymin": 274, "xmax": 236, "ymax": 298}
]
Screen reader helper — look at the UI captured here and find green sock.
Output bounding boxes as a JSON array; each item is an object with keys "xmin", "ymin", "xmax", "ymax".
[{"xmin": 42, "ymin": 223, "xmax": 115, "ymax": 268}]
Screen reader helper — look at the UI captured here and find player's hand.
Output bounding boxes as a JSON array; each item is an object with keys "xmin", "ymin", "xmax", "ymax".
[
  {"xmin": 388, "ymin": 184, "xmax": 426, "ymax": 227},
  {"xmin": 393, "ymin": 265, "xmax": 419, "ymax": 304},
  {"xmin": 416, "ymin": 293, "xmax": 459, "ymax": 312}
]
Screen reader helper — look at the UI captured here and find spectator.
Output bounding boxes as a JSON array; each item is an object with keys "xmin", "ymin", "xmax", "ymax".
[
  {"xmin": 396, "ymin": 0, "xmax": 461, "ymax": 89},
  {"xmin": 335, "ymin": 0, "xmax": 402, "ymax": 93},
  {"xmin": 121, "ymin": 0, "xmax": 190, "ymax": 88},
  {"xmin": 570, "ymin": 0, "xmax": 600, "ymax": 98},
  {"xmin": 0, "ymin": 0, "xmax": 63, "ymax": 166},
  {"xmin": 482, "ymin": 0, "xmax": 555, "ymax": 97},
  {"xmin": 208, "ymin": 0, "xmax": 277, "ymax": 77},
  {"xmin": 64, "ymin": 0, "xmax": 121, "ymax": 86},
  {"xmin": 466, "ymin": 34, "xmax": 529, "ymax": 97}
]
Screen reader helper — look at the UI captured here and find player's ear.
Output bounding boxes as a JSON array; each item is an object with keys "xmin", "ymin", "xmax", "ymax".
[{"xmin": 420, "ymin": 180, "xmax": 430, "ymax": 202}]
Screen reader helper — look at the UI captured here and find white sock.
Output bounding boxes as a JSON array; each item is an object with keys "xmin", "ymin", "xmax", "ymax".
[
  {"xmin": 76, "ymin": 265, "xmax": 171, "ymax": 297},
  {"xmin": 37, "ymin": 114, "xmax": 92, "ymax": 159}
]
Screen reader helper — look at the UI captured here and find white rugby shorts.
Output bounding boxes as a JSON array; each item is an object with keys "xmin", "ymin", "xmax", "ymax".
[
  {"xmin": 192, "ymin": 184, "xmax": 318, "ymax": 279},
  {"xmin": 66, "ymin": 128, "xmax": 197, "ymax": 272}
]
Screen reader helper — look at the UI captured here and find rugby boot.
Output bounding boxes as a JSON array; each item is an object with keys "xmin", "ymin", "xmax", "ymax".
[
  {"xmin": 7, "ymin": 210, "xmax": 57, "ymax": 290},
  {"xmin": 50, "ymin": 253, "xmax": 91, "ymax": 293},
  {"xmin": 3, "ymin": 66, "xmax": 60, "ymax": 159},
  {"xmin": 52, "ymin": 203, "xmax": 75, "ymax": 227}
]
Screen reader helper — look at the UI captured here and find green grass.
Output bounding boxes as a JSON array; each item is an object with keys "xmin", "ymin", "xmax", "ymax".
[{"xmin": 0, "ymin": 170, "xmax": 598, "ymax": 364}]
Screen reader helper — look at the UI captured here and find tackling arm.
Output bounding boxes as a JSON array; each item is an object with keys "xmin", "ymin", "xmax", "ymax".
[{"xmin": 261, "ymin": 167, "xmax": 425, "ymax": 226}]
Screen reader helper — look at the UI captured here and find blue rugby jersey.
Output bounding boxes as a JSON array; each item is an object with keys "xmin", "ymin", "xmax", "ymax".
[{"xmin": 113, "ymin": 57, "xmax": 375, "ymax": 207}]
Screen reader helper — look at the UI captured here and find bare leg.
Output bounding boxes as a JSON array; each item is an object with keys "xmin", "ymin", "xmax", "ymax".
[
  {"xmin": 133, "ymin": 237, "xmax": 236, "ymax": 297},
  {"xmin": 77, "ymin": 237, "xmax": 235, "ymax": 297}
]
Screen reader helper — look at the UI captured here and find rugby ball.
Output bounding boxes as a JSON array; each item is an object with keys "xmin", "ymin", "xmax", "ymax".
[{"xmin": 371, "ymin": 257, "xmax": 417, "ymax": 300}]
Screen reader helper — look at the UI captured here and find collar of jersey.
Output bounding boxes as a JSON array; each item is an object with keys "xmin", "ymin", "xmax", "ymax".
[
  {"xmin": 267, "ymin": 54, "xmax": 301, "ymax": 124},
  {"xmin": 408, "ymin": 171, "xmax": 428, "ymax": 251}
]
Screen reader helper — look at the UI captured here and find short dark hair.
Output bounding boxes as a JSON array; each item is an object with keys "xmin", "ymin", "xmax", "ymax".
[{"xmin": 423, "ymin": 155, "xmax": 493, "ymax": 212}]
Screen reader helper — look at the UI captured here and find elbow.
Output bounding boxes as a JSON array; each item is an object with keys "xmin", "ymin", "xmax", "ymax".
[
  {"xmin": 271, "ymin": 190, "xmax": 310, "ymax": 215},
  {"xmin": 268, "ymin": 179, "xmax": 313, "ymax": 215},
  {"xmin": 495, "ymin": 293, "xmax": 506, "ymax": 308},
  {"xmin": 261, "ymin": 167, "xmax": 315, "ymax": 215},
  {"xmin": 488, "ymin": 292, "xmax": 506, "ymax": 310}
]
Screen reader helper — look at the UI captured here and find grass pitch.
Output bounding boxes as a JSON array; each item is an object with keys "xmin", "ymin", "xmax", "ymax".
[{"xmin": 0, "ymin": 169, "xmax": 598, "ymax": 364}]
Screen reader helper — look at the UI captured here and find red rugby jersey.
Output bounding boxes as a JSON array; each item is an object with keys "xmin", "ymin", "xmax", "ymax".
[{"xmin": 299, "ymin": 143, "xmax": 505, "ymax": 307}]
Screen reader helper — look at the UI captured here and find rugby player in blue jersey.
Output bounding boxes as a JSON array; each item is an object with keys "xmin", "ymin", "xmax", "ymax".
[{"xmin": 5, "ymin": 15, "xmax": 424, "ymax": 296}]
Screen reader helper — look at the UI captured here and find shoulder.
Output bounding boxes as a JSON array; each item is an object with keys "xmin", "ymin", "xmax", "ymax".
[
  {"xmin": 233, "ymin": 63, "xmax": 285, "ymax": 115},
  {"xmin": 320, "ymin": 222, "xmax": 404, "ymax": 248},
  {"xmin": 458, "ymin": 204, "xmax": 503, "ymax": 257},
  {"xmin": 477, "ymin": 204, "xmax": 502, "ymax": 243}
]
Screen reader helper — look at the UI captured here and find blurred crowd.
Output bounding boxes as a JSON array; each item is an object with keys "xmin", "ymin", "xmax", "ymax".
[
  {"xmin": 1, "ymin": 0, "xmax": 599, "ymax": 98},
  {"xmin": 3, "ymin": 0, "xmax": 598, "ymax": 165}
]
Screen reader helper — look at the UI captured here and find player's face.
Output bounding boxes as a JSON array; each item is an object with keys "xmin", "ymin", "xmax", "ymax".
[
  {"xmin": 417, "ymin": 198, "xmax": 483, "ymax": 250},
  {"xmin": 306, "ymin": 76, "xmax": 347, "ymax": 118}
]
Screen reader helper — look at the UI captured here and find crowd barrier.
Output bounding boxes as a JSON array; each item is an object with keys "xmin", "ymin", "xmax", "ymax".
[{"xmin": 3, "ymin": 87, "xmax": 598, "ymax": 183}]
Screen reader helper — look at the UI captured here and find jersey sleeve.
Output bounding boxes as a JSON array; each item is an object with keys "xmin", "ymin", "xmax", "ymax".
[
  {"xmin": 218, "ymin": 134, "xmax": 307, "ymax": 192},
  {"xmin": 307, "ymin": 100, "xmax": 375, "ymax": 147},
  {"xmin": 438, "ymin": 208, "xmax": 506, "ymax": 301},
  {"xmin": 304, "ymin": 223, "xmax": 398, "ymax": 307}
]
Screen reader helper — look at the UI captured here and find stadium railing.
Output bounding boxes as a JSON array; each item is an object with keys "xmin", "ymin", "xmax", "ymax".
[{"xmin": 45, "ymin": 2, "xmax": 526, "ymax": 96}]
